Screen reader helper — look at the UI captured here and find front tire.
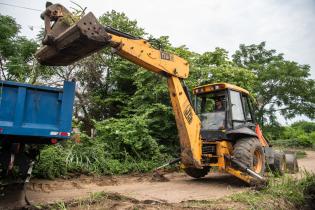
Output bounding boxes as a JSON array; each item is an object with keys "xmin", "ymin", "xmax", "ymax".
[{"xmin": 233, "ymin": 137, "xmax": 266, "ymax": 175}]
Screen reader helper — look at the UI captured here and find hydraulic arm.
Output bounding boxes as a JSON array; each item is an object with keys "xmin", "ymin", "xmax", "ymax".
[{"xmin": 35, "ymin": 3, "xmax": 202, "ymax": 169}]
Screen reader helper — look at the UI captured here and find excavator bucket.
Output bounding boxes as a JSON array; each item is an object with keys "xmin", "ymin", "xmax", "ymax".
[{"xmin": 35, "ymin": 3, "xmax": 111, "ymax": 66}]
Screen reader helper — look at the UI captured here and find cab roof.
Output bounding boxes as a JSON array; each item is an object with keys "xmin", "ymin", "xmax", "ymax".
[{"xmin": 193, "ymin": 83, "xmax": 249, "ymax": 95}]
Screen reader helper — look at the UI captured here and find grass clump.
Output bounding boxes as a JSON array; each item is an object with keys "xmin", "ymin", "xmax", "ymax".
[
  {"xmin": 296, "ymin": 150, "xmax": 307, "ymax": 159},
  {"xmin": 231, "ymin": 172, "xmax": 315, "ymax": 209}
]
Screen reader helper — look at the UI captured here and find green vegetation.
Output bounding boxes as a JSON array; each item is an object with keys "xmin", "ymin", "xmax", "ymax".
[
  {"xmin": 230, "ymin": 172, "xmax": 315, "ymax": 209},
  {"xmin": 1, "ymin": 9, "xmax": 314, "ymax": 179},
  {"xmin": 0, "ymin": 15, "xmax": 53, "ymax": 83},
  {"xmin": 33, "ymin": 122, "xmax": 170, "ymax": 178},
  {"xmin": 296, "ymin": 150, "xmax": 307, "ymax": 159},
  {"xmin": 233, "ymin": 43, "xmax": 315, "ymax": 126},
  {"xmin": 265, "ymin": 121, "xmax": 315, "ymax": 148}
]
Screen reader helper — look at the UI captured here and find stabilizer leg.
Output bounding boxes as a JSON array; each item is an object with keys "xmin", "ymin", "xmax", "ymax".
[{"xmin": 224, "ymin": 155, "xmax": 267, "ymax": 187}]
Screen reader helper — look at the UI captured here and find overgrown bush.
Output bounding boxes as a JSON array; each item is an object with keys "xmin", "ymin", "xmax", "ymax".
[
  {"xmin": 95, "ymin": 116, "xmax": 160, "ymax": 160},
  {"xmin": 33, "ymin": 145, "xmax": 67, "ymax": 179},
  {"xmin": 34, "ymin": 116, "xmax": 171, "ymax": 179},
  {"xmin": 265, "ymin": 121, "xmax": 315, "ymax": 148}
]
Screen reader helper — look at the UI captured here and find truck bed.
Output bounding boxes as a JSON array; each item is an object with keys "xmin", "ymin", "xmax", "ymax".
[{"xmin": 0, "ymin": 80, "xmax": 75, "ymax": 143}]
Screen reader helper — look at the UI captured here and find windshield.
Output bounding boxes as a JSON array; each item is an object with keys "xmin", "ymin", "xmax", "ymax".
[
  {"xmin": 200, "ymin": 111, "xmax": 225, "ymax": 130},
  {"xmin": 195, "ymin": 90, "xmax": 227, "ymax": 130}
]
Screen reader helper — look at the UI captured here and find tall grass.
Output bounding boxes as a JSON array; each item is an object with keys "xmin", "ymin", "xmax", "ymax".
[
  {"xmin": 231, "ymin": 171, "xmax": 315, "ymax": 209},
  {"xmin": 33, "ymin": 133, "xmax": 170, "ymax": 179}
]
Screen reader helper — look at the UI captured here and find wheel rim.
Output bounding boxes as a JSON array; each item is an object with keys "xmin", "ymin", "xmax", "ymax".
[{"xmin": 253, "ymin": 149, "xmax": 263, "ymax": 173}]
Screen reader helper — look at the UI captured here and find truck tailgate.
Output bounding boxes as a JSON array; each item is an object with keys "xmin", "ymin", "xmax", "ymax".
[{"xmin": 0, "ymin": 80, "xmax": 75, "ymax": 140}]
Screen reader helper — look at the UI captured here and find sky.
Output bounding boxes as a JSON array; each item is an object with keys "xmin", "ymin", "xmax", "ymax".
[{"xmin": 0, "ymin": 0, "xmax": 314, "ymax": 124}]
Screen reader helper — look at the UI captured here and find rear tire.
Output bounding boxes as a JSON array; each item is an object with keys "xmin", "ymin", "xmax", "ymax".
[
  {"xmin": 184, "ymin": 167, "xmax": 210, "ymax": 178},
  {"xmin": 233, "ymin": 137, "xmax": 266, "ymax": 175}
]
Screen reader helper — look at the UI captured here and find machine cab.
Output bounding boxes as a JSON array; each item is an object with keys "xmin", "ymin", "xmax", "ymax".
[{"xmin": 193, "ymin": 83, "xmax": 255, "ymax": 141}]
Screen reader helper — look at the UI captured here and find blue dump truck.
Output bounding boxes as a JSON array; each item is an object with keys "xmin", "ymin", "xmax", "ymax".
[{"xmin": 0, "ymin": 80, "xmax": 75, "ymax": 207}]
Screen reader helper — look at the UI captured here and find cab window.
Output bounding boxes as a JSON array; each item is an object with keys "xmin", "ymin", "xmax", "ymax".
[
  {"xmin": 229, "ymin": 90, "xmax": 245, "ymax": 127},
  {"xmin": 242, "ymin": 95, "xmax": 253, "ymax": 121},
  {"xmin": 200, "ymin": 97, "xmax": 215, "ymax": 113},
  {"xmin": 195, "ymin": 93, "xmax": 226, "ymax": 114},
  {"xmin": 195, "ymin": 91, "xmax": 227, "ymax": 130}
]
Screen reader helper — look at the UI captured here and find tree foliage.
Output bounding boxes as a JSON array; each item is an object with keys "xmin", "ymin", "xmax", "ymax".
[
  {"xmin": 191, "ymin": 48, "xmax": 257, "ymax": 93},
  {"xmin": 0, "ymin": 14, "xmax": 52, "ymax": 83},
  {"xmin": 233, "ymin": 42, "xmax": 315, "ymax": 125},
  {"xmin": 264, "ymin": 121, "xmax": 315, "ymax": 148}
]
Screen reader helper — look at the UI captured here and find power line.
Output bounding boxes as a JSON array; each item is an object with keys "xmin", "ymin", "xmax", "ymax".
[{"xmin": 0, "ymin": 2, "xmax": 41, "ymax": 12}]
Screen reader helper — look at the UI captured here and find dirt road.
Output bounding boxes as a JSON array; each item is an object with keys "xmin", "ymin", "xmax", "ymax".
[
  {"xmin": 298, "ymin": 150, "xmax": 315, "ymax": 173},
  {"xmin": 23, "ymin": 150, "xmax": 315, "ymax": 206},
  {"xmin": 27, "ymin": 172, "xmax": 247, "ymax": 204}
]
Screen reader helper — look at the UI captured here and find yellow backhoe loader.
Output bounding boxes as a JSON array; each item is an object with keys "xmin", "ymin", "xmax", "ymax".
[{"xmin": 35, "ymin": 2, "xmax": 298, "ymax": 185}]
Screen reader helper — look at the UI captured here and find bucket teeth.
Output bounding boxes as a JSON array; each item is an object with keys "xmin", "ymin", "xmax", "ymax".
[{"xmin": 35, "ymin": 12, "xmax": 111, "ymax": 66}]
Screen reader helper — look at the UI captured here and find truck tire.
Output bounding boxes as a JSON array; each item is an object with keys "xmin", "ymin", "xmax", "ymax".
[
  {"xmin": 270, "ymin": 152, "xmax": 286, "ymax": 176},
  {"xmin": 184, "ymin": 167, "xmax": 210, "ymax": 178},
  {"xmin": 233, "ymin": 137, "xmax": 265, "ymax": 175}
]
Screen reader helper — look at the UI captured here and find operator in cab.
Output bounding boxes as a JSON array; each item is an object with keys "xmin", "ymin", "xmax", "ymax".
[{"xmin": 214, "ymin": 98, "xmax": 225, "ymax": 111}]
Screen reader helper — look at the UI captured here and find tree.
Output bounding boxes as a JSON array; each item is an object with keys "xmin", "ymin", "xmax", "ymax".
[
  {"xmin": 291, "ymin": 121, "xmax": 315, "ymax": 134},
  {"xmin": 0, "ymin": 14, "xmax": 51, "ymax": 83},
  {"xmin": 233, "ymin": 42, "xmax": 315, "ymax": 125},
  {"xmin": 190, "ymin": 48, "xmax": 256, "ymax": 93},
  {"xmin": 57, "ymin": 10, "xmax": 147, "ymax": 134}
]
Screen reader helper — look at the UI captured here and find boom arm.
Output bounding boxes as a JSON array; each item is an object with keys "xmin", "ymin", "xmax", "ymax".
[
  {"xmin": 35, "ymin": 3, "xmax": 202, "ymax": 168},
  {"xmin": 108, "ymin": 33, "xmax": 190, "ymax": 79}
]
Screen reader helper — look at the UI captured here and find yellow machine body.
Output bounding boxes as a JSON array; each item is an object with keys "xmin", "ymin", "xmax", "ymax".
[{"xmin": 193, "ymin": 83, "xmax": 249, "ymax": 95}]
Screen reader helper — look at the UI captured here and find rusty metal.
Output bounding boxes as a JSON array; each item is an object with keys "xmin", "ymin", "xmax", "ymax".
[
  {"xmin": 40, "ymin": 3, "xmax": 71, "ymax": 45},
  {"xmin": 36, "ymin": 3, "xmax": 111, "ymax": 66}
]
